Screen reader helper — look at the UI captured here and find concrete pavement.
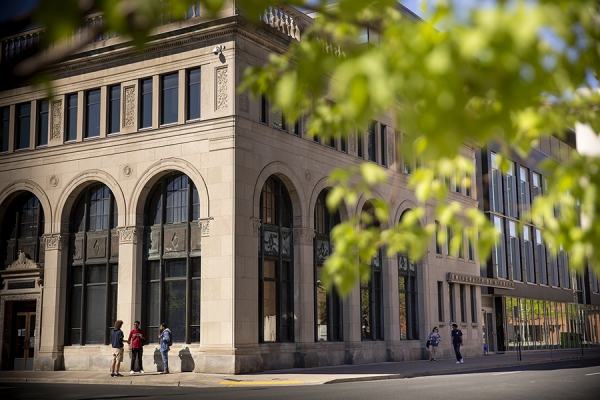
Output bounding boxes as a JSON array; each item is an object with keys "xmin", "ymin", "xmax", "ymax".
[{"xmin": 1, "ymin": 348, "xmax": 599, "ymax": 388}]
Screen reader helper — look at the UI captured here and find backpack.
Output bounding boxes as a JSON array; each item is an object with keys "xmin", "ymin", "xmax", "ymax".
[{"xmin": 164, "ymin": 329, "xmax": 173, "ymax": 346}]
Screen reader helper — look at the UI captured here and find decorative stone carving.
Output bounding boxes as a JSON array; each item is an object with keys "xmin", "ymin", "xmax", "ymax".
[
  {"xmin": 42, "ymin": 234, "xmax": 67, "ymax": 250},
  {"xmin": 293, "ymin": 227, "xmax": 315, "ymax": 245},
  {"xmin": 198, "ymin": 217, "xmax": 214, "ymax": 237},
  {"xmin": 51, "ymin": 100, "xmax": 62, "ymax": 140},
  {"xmin": 251, "ymin": 218, "xmax": 261, "ymax": 237},
  {"xmin": 302, "ymin": 114, "xmax": 308, "ymax": 137},
  {"xmin": 387, "ymin": 130, "xmax": 394, "ymax": 165},
  {"xmin": 348, "ymin": 132, "xmax": 356, "ymax": 152},
  {"xmin": 123, "ymin": 165, "xmax": 132, "ymax": 177},
  {"xmin": 123, "ymin": 85, "xmax": 136, "ymax": 127},
  {"xmin": 216, "ymin": 66, "xmax": 228, "ymax": 111},
  {"xmin": 49, "ymin": 175, "xmax": 59, "ymax": 187},
  {"xmin": 305, "ymin": 170, "xmax": 311, "ymax": 182},
  {"xmin": 7, "ymin": 250, "xmax": 39, "ymax": 270},
  {"xmin": 116, "ymin": 227, "xmax": 141, "ymax": 244}
]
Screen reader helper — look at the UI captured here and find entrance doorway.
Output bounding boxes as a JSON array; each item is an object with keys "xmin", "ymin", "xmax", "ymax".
[
  {"xmin": 482, "ymin": 309, "xmax": 495, "ymax": 353},
  {"xmin": 14, "ymin": 311, "xmax": 36, "ymax": 370}
]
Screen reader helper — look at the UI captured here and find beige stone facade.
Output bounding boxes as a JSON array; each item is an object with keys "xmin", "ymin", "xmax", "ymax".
[{"xmin": 0, "ymin": 3, "xmax": 483, "ymax": 373}]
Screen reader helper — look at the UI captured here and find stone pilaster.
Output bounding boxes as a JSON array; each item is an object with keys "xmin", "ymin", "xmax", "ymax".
[
  {"xmin": 35, "ymin": 233, "xmax": 69, "ymax": 370},
  {"xmin": 115, "ymin": 227, "xmax": 143, "ymax": 330},
  {"xmin": 292, "ymin": 227, "xmax": 316, "ymax": 358}
]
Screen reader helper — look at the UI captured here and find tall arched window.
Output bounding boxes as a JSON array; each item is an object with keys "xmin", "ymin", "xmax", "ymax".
[
  {"xmin": 314, "ymin": 190, "xmax": 342, "ymax": 342},
  {"xmin": 143, "ymin": 173, "xmax": 201, "ymax": 344},
  {"xmin": 66, "ymin": 184, "xmax": 118, "ymax": 345},
  {"xmin": 360, "ymin": 202, "xmax": 383, "ymax": 341},
  {"xmin": 259, "ymin": 176, "xmax": 293, "ymax": 342},
  {"xmin": 1, "ymin": 193, "xmax": 45, "ymax": 269},
  {"xmin": 398, "ymin": 211, "xmax": 419, "ymax": 340}
]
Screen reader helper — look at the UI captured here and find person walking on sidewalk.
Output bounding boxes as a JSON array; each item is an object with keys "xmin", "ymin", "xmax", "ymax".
[
  {"xmin": 110, "ymin": 320, "xmax": 125, "ymax": 377},
  {"xmin": 158, "ymin": 323, "xmax": 171, "ymax": 374},
  {"xmin": 451, "ymin": 323, "xmax": 464, "ymax": 363},
  {"xmin": 427, "ymin": 327, "xmax": 441, "ymax": 361},
  {"xmin": 127, "ymin": 321, "xmax": 146, "ymax": 374}
]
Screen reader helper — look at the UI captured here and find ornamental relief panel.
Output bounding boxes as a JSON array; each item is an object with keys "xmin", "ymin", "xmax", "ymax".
[
  {"xmin": 116, "ymin": 227, "xmax": 142, "ymax": 244},
  {"xmin": 123, "ymin": 85, "xmax": 136, "ymax": 127},
  {"xmin": 51, "ymin": 100, "xmax": 62, "ymax": 140},
  {"xmin": 42, "ymin": 233, "xmax": 68, "ymax": 250},
  {"xmin": 215, "ymin": 66, "xmax": 228, "ymax": 111},
  {"xmin": 293, "ymin": 228, "xmax": 315, "ymax": 245},
  {"xmin": 387, "ymin": 130, "xmax": 394, "ymax": 165}
]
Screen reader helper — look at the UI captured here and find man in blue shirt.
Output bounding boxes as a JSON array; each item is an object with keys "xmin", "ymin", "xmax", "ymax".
[
  {"xmin": 110, "ymin": 320, "xmax": 125, "ymax": 377},
  {"xmin": 451, "ymin": 323, "xmax": 464, "ymax": 364},
  {"xmin": 158, "ymin": 323, "xmax": 171, "ymax": 374}
]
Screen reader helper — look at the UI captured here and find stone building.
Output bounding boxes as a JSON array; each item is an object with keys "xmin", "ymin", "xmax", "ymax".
[{"xmin": 0, "ymin": 2, "xmax": 485, "ymax": 373}]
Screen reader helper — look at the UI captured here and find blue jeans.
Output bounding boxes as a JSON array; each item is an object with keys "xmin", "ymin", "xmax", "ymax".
[
  {"xmin": 453, "ymin": 342, "xmax": 462, "ymax": 361},
  {"xmin": 161, "ymin": 350, "xmax": 169, "ymax": 372},
  {"xmin": 131, "ymin": 347, "xmax": 143, "ymax": 371}
]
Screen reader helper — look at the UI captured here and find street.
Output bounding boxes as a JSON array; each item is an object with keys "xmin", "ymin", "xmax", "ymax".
[{"xmin": 1, "ymin": 358, "xmax": 599, "ymax": 400}]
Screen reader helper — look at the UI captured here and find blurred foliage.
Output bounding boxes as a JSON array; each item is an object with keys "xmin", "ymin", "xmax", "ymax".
[{"xmin": 3, "ymin": 0, "xmax": 600, "ymax": 296}]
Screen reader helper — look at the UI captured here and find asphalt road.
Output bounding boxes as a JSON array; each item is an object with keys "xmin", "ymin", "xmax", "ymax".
[{"xmin": 2, "ymin": 358, "xmax": 599, "ymax": 400}]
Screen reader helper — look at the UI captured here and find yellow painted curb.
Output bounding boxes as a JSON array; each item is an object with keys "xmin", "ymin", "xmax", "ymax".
[{"xmin": 219, "ymin": 380, "xmax": 304, "ymax": 386}]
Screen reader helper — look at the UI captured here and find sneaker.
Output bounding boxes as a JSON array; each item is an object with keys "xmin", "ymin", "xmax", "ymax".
[
  {"xmin": 115, "ymin": 373, "xmax": 124, "ymax": 377},
  {"xmin": 433, "ymin": 359, "xmax": 437, "ymax": 362},
  {"xmin": 130, "ymin": 370, "xmax": 135, "ymax": 375},
  {"xmin": 456, "ymin": 361, "xmax": 461, "ymax": 364},
  {"xmin": 460, "ymin": 359, "xmax": 464, "ymax": 363},
  {"xmin": 139, "ymin": 370, "xmax": 144, "ymax": 374},
  {"xmin": 111, "ymin": 372, "xmax": 115, "ymax": 377}
]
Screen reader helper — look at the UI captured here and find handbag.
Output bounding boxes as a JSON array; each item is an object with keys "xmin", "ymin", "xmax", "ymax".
[{"xmin": 426, "ymin": 339, "xmax": 430, "ymax": 348}]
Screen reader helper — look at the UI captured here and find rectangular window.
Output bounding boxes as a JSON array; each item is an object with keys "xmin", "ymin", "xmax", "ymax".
[
  {"xmin": 449, "ymin": 283, "xmax": 456, "ymax": 323},
  {"xmin": 468, "ymin": 235, "xmax": 475, "ymax": 261},
  {"xmin": 272, "ymin": 106, "xmax": 286, "ymax": 130},
  {"xmin": 492, "ymin": 216, "xmax": 507, "ymax": 278},
  {"xmin": 341, "ymin": 135, "xmax": 347, "ymax": 153},
  {"xmin": 532, "ymin": 172, "xmax": 542, "ymax": 200},
  {"xmin": 437, "ymin": 281, "xmax": 444, "ymax": 322},
  {"xmin": 453, "ymin": 176, "xmax": 461, "ymax": 193},
  {"xmin": 523, "ymin": 226, "xmax": 535, "ymax": 282},
  {"xmin": 490, "ymin": 153, "xmax": 503, "ymax": 213},
  {"xmin": 161, "ymin": 73, "xmax": 178, "ymax": 125},
  {"xmin": 505, "ymin": 162, "xmax": 517, "ymax": 217},
  {"xmin": 446, "ymin": 226, "xmax": 452, "ymax": 256},
  {"xmin": 37, "ymin": 100, "xmax": 49, "ymax": 146},
  {"xmin": 470, "ymin": 286, "xmax": 477, "ymax": 323},
  {"xmin": 108, "ymin": 85, "xmax": 120, "ymax": 134},
  {"xmin": 519, "ymin": 166, "xmax": 530, "ymax": 218},
  {"xmin": 465, "ymin": 171, "xmax": 472, "ymax": 197},
  {"xmin": 404, "ymin": 154, "xmax": 412, "ymax": 175},
  {"xmin": 291, "ymin": 119, "xmax": 300, "ymax": 136},
  {"xmin": 259, "ymin": 93, "xmax": 267, "ymax": 124},
  {"xmin": 0, "ymin": 106, "xmax": 9, "ymax": 152},
  {"xmin": 357, "ymin": 132, "xmax": 364, "ymax": 159},
  {"xmin": 548, "ymin": 244, "xmax": 559, "ymax": 286},
  {"xmin": 367, "ymin": 121, "xmax": 376, "ymax": 162},
  {"xmin": 380, "ymin": 124, "xmax": 386, "ymax": 166},
  {"xmin": 328, "ymin": 135, "xmax": 335, "ymax": 148},
  {"xmin": 460, "ymin": 284, "xmax": 466, "ymax": 323},
  {"xmin": 187, "ymin": 68, "xmax": 200, "ymax": 120},
  {"xmin": 140, "ymin": 78, "xmax": 153, "ymax": 129},
  {"xmin": 535, "ymin": 228, "xmax": 547, "ymax": 284},
  {"xmin": 435, "ymin": 221, "xmax": 443, "ymax": 255},
  {"xmin": 85, "ymin": 89, "xmax": 101, "ymax": 138},
  {"xmin": 592, "ymin": 269, "xmax": 599, "ymax": 293},
  {"xmin": 558, "ymin": 245, "xmax": 570, "ymax": 288},
  {"xmin": 16, "ymin": 102, "xmax": 31, "ymax": 149},
  {"xmin": 66, "ymin": 93, "xmax": 78, "ymax": 141},
  {"xmin": 508, "ymin": 221, "xmax": 521, "ymax": 280},
  {"xmin": 458, "ymin": 232, "xmax": 465, "ymax": 259}
]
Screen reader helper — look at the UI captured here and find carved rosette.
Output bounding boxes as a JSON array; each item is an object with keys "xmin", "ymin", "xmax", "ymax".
[
  {"xmin": 116, "ymin": 227, "xmax": 142, "ymax": 244},
  {"xmin": 41, "ymin": 233, "xmax": 67, "ymax": 250},
  {"xmin": 51, "ymin": 100, "xmax": 62, "ymax": 140},
  {"xmin": 251, "ymin": 218, "xmax": 262, "ymax": 237},
  {"xmin": 216, "ymin": 66, "xmax": 228, "ymax": 111},
  {"xmin": 292, "ymin": 228, "xmax": 315, "ymax": 245},
  {"xmin": 123, "ymin": 86, "xmax": 136, "ymax": 127},
  {"xmin": 198, "ymin": 217, "xmax": 214, "ymax": 237}
]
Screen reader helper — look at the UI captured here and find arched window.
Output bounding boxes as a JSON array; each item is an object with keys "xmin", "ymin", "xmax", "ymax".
[
  {"xmin": 398, "ymin": 211, "xmax": 419, "ymax": 340},
  {"xmin": 1, "ymin": 193, "xmax": 45, "ymax": 269},
  {"xmin": 360, "ymin": 202, "xmax": 383, "ymax": 341},
  {"xmin": 66, "ymin": 184, "xmax": 118, "ymax": 345},
  {"xmin": 143, "ymin": 173, "xmax": 201, "ymax": 344},
  {"xmin": 259, "ymin": 176, "xmax": 293, "ymax": 342},
  {"xmin": 314, "ymin": 190, "xmax": 342, "ymax": 342}
]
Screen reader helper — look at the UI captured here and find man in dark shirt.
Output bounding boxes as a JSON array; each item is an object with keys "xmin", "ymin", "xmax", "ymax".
[
  {"xmin": 110, "ymin": 320, "xmax": 124, "ymax": 377},
  {"xmin": 127, "ymin": 321, "xmax": 146, "ymax": 374},
  {"xmin": 451, "ymin": 323, "xmax": 464, "ymax": 363}
]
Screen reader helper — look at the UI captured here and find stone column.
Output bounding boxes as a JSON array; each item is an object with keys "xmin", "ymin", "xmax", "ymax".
[
  {"xmin": 382, "ymin": 250, "xmax": 400, "ymax": 360},
  {"xmin": 116, "ymin": 227, "xmax": 143, "ymax": 331},
  {"xmin": 293, "ymin": 227, "xmax": 317, "ymax": 368},
  {"xmin": 35, "ymin": 233, "xmax": 68, "ymax": 371}
]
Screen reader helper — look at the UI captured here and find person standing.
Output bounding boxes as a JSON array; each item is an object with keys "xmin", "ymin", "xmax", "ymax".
[
  {"xmin": 127, "ymin": 321, "xmax": 146, "ymax": 374},
  {"xmin": 451, "ymin": 323, "xmax": 464, "ymax": 363},
  {"xmin": 158, "ymin": 323, "xmax": 171, "ymax": 374},
  {"xmin": 427, "ymin": 327, "xmax": 441, "ymax": 361},
  {"xmin": 110, "ymin": 320, "xmax": 125, "ymax": 377}
]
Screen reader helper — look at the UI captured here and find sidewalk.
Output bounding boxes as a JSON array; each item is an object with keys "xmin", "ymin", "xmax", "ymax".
[{"xmin": 1, "ymin": 348, "xmax": 598, "ymax": 388}]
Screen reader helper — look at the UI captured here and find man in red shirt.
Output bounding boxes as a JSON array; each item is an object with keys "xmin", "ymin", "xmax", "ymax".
[{"xmin": 127, "ymin": 321, "xmax": 146, "ymax": 374}]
